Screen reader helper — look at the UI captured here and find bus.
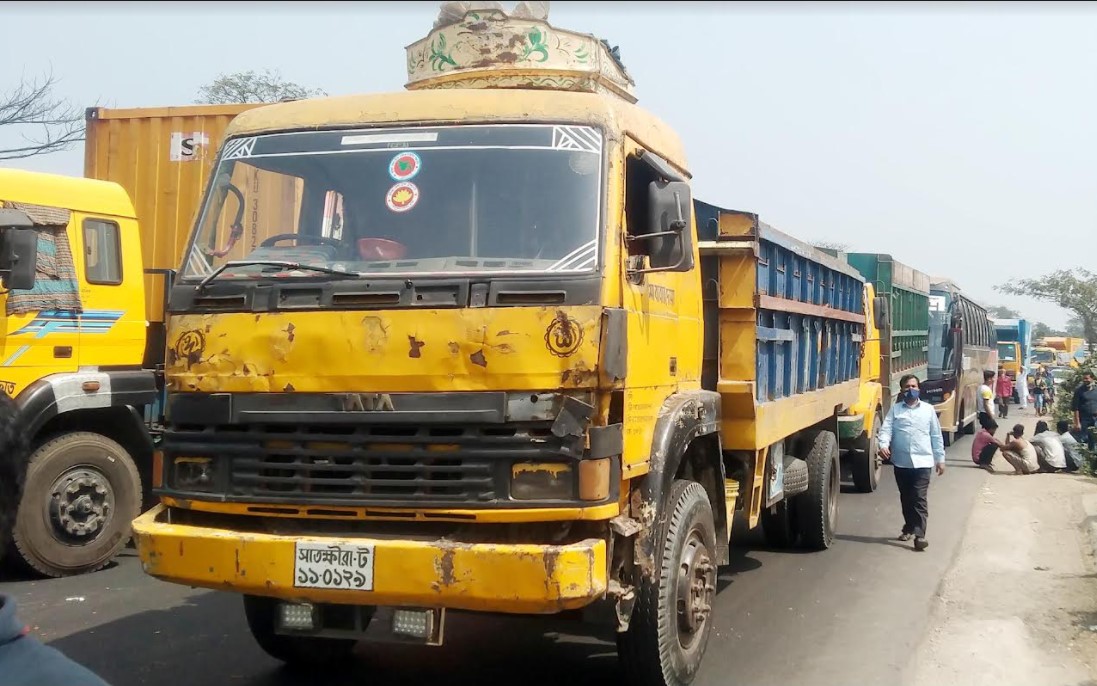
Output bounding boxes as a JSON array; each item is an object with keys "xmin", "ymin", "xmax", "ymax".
[{"xmin": 921, "ymin": 281, "xmax": 998, "ymax": 445}]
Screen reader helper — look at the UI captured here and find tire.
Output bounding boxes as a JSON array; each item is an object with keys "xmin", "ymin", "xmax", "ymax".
[
  {"xmin": 761, "ymin": 499, "xmax": 798, "ymax": 548},
  {"xmin": 12, "ymin": 432, "xmax": 141, "ymax": 578},
  {"xmin": 243, "ymin": 595, "xmax": 357, "ymax": 669},
  {"xmin": 618, "ymin": 480, "xmax": 718, "ymax": 686},
  {"xmin": 850, "ymin": 410, "xmax": 882, "ymax": 493},
  {"xmin": 796, "ymin": 431, "xmax": 839, "ymax": 550}
]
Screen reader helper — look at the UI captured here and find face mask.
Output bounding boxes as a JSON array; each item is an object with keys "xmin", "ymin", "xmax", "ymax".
[{"xmin": 905, "ymin": 388, "xmax": 920, "ymax": 402}]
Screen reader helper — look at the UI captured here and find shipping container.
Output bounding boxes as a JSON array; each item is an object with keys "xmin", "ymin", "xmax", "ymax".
[
  {"xmin": 83, "ymin": 105, "xmax": 262, "ymax": 329},
  {"xmin": 843, "ymin": 253, "xmax": 930, "ymax": 410}
]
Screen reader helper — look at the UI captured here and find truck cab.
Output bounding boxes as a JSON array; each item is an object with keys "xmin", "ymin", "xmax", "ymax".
[{"xmin": 0, "ymin": 169, "xmax": 158, "ymax": 577}]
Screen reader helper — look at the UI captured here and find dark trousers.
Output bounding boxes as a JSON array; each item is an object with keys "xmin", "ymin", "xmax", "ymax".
[
  {"xmin": 894, "ymin": 467, "xmax": 932, "ymax": 537},
  {"xmin": 1082, "ymin": 414, "xmax": 1097, "ymax": 451},
  {"xmin": 977, "ymin": 443, "xmax": 998, "ymax": 467},
  {"xmin": 997, "ymin": 396, "xmax": 1009, "ymax": 417}
]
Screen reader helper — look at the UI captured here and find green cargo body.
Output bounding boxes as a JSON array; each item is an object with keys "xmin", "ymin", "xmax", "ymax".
[{"xmin": 844, "ymin": 253, "xmax": 930, "ymax": 411}]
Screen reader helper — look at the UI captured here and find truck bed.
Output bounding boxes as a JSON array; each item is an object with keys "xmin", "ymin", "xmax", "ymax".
[{"xmin": 696, "ymin": 200, "xmax": 866, "ymax": 451}]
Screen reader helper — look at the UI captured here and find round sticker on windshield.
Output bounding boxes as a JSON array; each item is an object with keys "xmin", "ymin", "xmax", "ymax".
[
  {"xmin": 385, "ymin": 182, "xmax": 420, "ymax": 213},
  {"xmin": 388, "ymin": 152, "xmax": 421, "ymax": 181}
]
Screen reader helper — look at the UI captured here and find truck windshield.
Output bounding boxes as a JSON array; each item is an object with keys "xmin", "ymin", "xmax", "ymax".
[
  {"xmin": 927, "ymin": 294, "xmax": 954, "ymax": 380},
  {"xmin": 1032, "ymin": 349, "xmax": 1057, "ymax": 365},
  {"xmin": 997, "ymin": 342, "xmax": 1016, "ymax": 361},
  {"xmin": 183, "ymin": 124, "xmax": 603, "ymax": 280}
]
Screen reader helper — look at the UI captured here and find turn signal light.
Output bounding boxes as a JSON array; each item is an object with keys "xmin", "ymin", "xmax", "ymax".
[{"xmin": 579, "ymin": 458, "xmax": 611, "ymax": 501}]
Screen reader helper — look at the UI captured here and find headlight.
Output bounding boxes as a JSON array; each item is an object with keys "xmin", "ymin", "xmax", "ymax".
[
  {"xmin": 172, "ymin": 457, "xmax": 217, "ymax": 492},
  {"xmin": 510, "ymin": 463, "xmax": 573, "ymax": 500}
]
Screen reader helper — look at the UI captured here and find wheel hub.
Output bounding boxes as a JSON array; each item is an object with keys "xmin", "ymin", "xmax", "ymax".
[
  {"xmin": 48, "ymin": 468, "xmax": 114, "ymax": 541},
  {"xmin": 675, "ymin": 534, "xmax": 715, "ymax": 643}
]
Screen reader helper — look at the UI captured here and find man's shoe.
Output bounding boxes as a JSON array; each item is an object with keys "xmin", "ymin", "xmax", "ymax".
[
  {"xmin": 914, "ymin": 537, "xmax": 929, "ymax": 551},
  {"xmin": 898, "ymin": 532, "xmax": 913, "ymax": 542}
]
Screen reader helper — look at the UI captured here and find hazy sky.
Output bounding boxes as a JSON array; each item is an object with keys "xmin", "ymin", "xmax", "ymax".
[{"xmin": 2, "ymin": 1, "xmax": 1093, "ymax": 328}]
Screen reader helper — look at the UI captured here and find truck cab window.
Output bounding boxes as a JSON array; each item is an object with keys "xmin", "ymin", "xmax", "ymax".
[
  {"xmin": 83, "ymin": 218, "xmax": 122, "ymax": 285},
  {"xmin": 624, "ymin": 151, "xmax": 658, "ymax": 247}
]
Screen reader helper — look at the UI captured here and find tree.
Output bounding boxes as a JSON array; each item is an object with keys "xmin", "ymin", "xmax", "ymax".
[
  {"xmin": 1067, "ymin": 316, "xmax": 1085, "ymax": 339},
  {"xmin": 997, "ymin": 268, "xmax": 1097, "ymax": 348},
  {"xmin": 196, "ymin": 69, "xmax": 326, "ymax": 105},
  {"xmin": 0, "ymin": 70, "xmax": 84, "ymax": 161},
  {"xmin": 1032, "ymin": 321, "xmax": 1056, "ymax": 340},
  {"xmin": 987, "ymin": 305, "xmax": 1021, "ymax": 319}
]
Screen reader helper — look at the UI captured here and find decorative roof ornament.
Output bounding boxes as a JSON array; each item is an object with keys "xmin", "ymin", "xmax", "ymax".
[{"xmin": 407, "ymin": 1, "xmax": 636, "ymax": 103}]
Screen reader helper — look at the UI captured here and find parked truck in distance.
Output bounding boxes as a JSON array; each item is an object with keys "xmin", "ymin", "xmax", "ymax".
[
  {"xmin": 993, "ymin": 318, "xmax": 1030, "ymax": 402},
  {"xmin": 130, "ymin": 7, "xmax": 876, "ymax": 685},
  {"xmin": 817, "ymin": 251, "xmax": 927, "ymax": 492},
  {"xmin": 841, "ymin": 253, "xmax": 930, "ymax": 408}
]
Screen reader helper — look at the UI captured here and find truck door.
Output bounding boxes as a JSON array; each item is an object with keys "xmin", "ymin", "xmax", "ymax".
[
  {"xmin": 0, "ymin": 223, "xmax": 82, "ymax": 395},
  {"xmin": 77, "ymin": 216, "xmax": 135, "ymax": 369}
]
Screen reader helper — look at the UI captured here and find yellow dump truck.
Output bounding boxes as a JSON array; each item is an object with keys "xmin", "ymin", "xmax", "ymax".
[
  {"xmin": 132, "ymin": 8, "xmax": 875, "ymax": 684},
  {"xmin": 0, "ymin": 170, "xmax": 159, "ymax": 577}
]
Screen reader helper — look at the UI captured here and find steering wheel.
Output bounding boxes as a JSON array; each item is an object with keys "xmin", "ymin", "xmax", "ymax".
[{"xmin": 259, "ymin": 234, "xmax": 345, "ymax": 250}]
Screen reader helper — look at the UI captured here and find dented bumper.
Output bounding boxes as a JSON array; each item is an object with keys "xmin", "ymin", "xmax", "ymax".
[{"xmin": 132, "ymin": 505, "xmax": 607, "ymax": 614}]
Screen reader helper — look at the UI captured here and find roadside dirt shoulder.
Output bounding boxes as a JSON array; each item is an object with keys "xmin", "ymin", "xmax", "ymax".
[{"xmin": 912, "ymin": 413, "xmax": 1097, "ymax": 686}]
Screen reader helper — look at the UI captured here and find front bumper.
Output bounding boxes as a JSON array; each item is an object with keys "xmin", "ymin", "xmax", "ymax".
[{"xmin": 132, "ymin": 505, "xmax": 607, "ymax": 614}]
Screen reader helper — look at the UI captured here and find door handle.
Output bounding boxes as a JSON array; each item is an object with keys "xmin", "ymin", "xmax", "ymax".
[{"xmin": 53, "ymin": 346, "xmax": 73, "ymax": 359}]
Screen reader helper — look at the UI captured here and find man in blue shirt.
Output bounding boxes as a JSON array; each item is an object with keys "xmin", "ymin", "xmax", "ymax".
[
  {"xmin": 877, "ymin": 374, "xmax": 947, "ymax": 551},
  {"xmin": 0, "ymin": 390, "xmax": 110, "ymax": 686}
]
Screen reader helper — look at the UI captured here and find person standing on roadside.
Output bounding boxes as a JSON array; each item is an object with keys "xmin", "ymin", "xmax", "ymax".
[
  {"xmin": 978, "ymin": 370, "xmax": 996, "ymax": 425},
  {"xmin": 0, "ymin": 391, "xmax": 111, "ymax": 686},
  {"xmin": 1033, "ymin": 369, "xmax": 1050, "ymax": 417},
  {"xmin": 878, "ymin": 374, "xmax": 946, "ymax": 552},
  {"xmin": 995, "ymin": 368, "xmax": 1014, "ymax": 419},
  {"xmin": 1072, "ymin": 371, "xmax": 1097, "ymax": 451}
]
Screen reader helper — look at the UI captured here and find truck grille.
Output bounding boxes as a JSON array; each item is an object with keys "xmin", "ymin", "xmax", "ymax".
[{"xmin": 162, "ymin": 422, "xmax": 568, "ymax": 506}]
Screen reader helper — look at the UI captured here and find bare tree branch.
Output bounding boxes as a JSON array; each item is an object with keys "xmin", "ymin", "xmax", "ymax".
[
  {"xmin": 196, "ymin": 68, "xmax": 326, "ymax": 105},
  {"xmin": 0, "ymin": 69, "xmax": 85, "ymax": 161}
]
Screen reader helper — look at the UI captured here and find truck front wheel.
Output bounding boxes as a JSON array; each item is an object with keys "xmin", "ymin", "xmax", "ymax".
[
  {"xmin": 618, "ymin": 480, "xmax": 717, "ymax": 686},
  {"xmin": 12, "ymin": 432, "xmax": 141, "ymax": 577},
  {"xmin": 243, "ymin": 595, "xmax": 357, "ymax": 669}
]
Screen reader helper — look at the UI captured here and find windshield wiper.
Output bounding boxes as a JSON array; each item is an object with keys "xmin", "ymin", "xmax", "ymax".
[{"xmin": 195, "ymin": 260, "xmax": 359, "ymax": 292}]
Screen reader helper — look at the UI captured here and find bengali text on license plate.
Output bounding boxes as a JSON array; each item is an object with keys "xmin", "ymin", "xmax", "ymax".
[{"xmin": 293, "ymin": 541, "xmax": 375, "ymax": 591}]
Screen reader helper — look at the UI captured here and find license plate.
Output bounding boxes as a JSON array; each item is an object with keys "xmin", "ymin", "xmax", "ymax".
[{"xmin": 293, "ymin": 541, "xmax": 375, "ymax": 591}]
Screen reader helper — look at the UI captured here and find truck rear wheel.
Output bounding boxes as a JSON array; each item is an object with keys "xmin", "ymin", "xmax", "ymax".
[
  {"xmin": 12, "ymin": 432, "xmax": 141, "ymax": 578},
  {"xmin": 243, "ymin": 595, "xmax": 357, "ymax": 669},
  {"xmin": 851, "ymin": 410, "xmax": 882, "ymax": 493},
  {"xmin": 796, "ymin": 431, "xmax": 839, "ymax": 550},
  {"xmin": 618, "ymin": 480, "xmax": 717, "ymax": 686}
]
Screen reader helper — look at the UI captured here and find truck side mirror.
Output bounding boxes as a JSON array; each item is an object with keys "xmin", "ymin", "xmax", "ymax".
[
  {"xmin": 631, "ymin": 180, "xmax": 694, "ymax": 273},
  {"xmin": 0, "ymin": 209, "xmax": 38, "ymax": 291},
  {"xmin": 873, "ymin": 295, "xmax": 890, "ymax": 330}
]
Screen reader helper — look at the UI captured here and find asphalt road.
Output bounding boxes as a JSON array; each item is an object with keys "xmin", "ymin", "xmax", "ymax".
[{"xmin": 1, "ymin": 435, "xmax": 991, "ymax": 686}]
